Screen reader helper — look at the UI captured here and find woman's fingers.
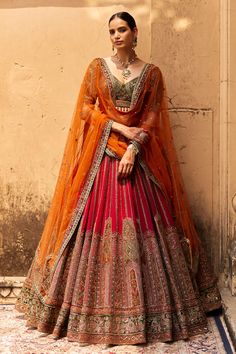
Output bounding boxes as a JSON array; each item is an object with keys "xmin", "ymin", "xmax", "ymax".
[
  {"xmin": 118, "ymin": 162, "xmax": 133, "ymax": 178},
  {"xmin": 126, "ymin": 165, "xmax": 133, "ymax": 176},
  {"xmin": 119, "ymin": 163, "xmax": 127, "ymax": 178},
  {"xmin": 123, "ymin": 164, "xmax": 131, "ymax": 178},
  {"xmin": 118, "ymin": 161, "xmax": 123, "ymax": 175},
  {"xmin": 118, "ymin": 161, "xmax": 126, "ymax": 178}
]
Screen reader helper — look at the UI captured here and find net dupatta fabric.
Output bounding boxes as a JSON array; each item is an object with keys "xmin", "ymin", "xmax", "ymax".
[
  {"xmin": 30, "ymin": 58, "xmax": 200, "ymax": 299},
  {"xmin": 33, "ymin": 59, "xmax": 113, "ymax": 297}
]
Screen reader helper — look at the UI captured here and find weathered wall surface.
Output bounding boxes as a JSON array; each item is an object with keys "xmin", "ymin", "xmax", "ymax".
[
  {"xmin": 0, "ymin": 0, "xmax": 223, "ymax": 275},
  {"xmin": 0, "ymin": 1, "xmax": 151, "ymax": 275},
  {"xmin": 150, "ymin": 0, "xmax": 220, "ymax": 267},
  {"xmin": 227, "ymin": 0, "xmax": 236, "ymax": 293}
]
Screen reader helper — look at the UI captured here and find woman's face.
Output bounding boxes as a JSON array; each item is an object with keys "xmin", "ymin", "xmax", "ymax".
[{"xmin": 109, "ymin": 17, "xmax": 137, "ymax": 51}]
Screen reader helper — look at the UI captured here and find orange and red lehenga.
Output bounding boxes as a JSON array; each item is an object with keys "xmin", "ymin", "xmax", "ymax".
[{"xmin": 15, "ymin": 58, "xmax": 221, "ymax": 345}]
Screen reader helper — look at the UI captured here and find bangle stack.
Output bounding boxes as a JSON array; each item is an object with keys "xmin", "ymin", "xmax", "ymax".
[{"xmin": 127, "ymin": 143, "xmax": 139, "ymax": 155}]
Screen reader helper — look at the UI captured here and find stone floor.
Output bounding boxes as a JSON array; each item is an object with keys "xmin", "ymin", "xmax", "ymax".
[
  {"xmin": 0, "ymin": 304, "xmax": 234, "ymax": 354},
  {"xmin": 221, "ymin": 286, "xmax": 236, "ymax": 350}
]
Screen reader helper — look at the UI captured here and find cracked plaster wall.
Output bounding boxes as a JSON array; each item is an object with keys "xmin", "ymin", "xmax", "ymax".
[{"xmin": 0, "ymin": 0, "xmax": 222, "ymax": 275}]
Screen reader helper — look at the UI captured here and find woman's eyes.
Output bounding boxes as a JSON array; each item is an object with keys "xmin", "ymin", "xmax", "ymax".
[{"xmin": 109, "ymin": 28, "xmax": 127, "ymax": 35}]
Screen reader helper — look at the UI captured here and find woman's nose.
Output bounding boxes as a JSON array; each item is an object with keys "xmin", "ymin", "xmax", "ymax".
[{"xmin": 114, "ymin": 31, "xmax": 120, "ymax": 39}]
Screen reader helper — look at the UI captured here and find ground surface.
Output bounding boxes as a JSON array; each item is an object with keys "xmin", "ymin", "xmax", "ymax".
[{"xmin": 0, "ymin": 305, "xmax": 234, "ymax": 353}]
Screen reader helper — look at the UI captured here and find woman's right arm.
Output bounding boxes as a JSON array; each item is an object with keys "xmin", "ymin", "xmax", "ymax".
[
  {"xmin": 111, "ymin": 121, "xmax": 149, "ymax": 145},
  {"xmin": 78, "ymin": 59, "xmax": 111, "ymax": 126}
]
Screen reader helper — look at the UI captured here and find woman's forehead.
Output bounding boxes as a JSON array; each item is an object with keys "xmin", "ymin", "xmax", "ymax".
[{"xmin": 109, "ymin": 18, "xmax": 128, "ymax": 29}]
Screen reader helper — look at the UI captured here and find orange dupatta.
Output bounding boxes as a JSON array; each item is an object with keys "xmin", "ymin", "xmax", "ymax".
[{"xmin": 29, "ymin": 58, "xmax": 199, "ymax": 298}]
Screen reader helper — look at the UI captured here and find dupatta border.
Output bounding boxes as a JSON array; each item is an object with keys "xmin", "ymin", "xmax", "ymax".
[
  {"xmin": 50, "ymin": 119, "xmax": 114, "ymax": 277},
  {"xmin": 130, "ymin": 64, "xmax": 153, "ymax": 109},
  {"xmin": 99, "ymin": 58, "xmax": 115, "ymax": 100},
  {"xmin": 138, "ymin": 157, "xmax": 164, "ymax": 194},
  {"xmin": 138, "ymin": 157, "xmax": 161, "ymax": 188}
]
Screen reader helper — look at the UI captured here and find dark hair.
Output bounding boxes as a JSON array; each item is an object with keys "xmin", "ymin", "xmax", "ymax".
[{"xmin": 108, "ymin": 12, "xmax": 137, "ymax": 31}]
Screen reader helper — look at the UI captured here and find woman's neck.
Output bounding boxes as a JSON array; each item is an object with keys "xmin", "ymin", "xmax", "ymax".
[{"xmin": 115, "ymin": 48, "xmax": 135, "ymax": 63}]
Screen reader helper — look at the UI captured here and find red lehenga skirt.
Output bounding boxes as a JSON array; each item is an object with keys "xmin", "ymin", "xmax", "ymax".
[{"xmin": 15, "ymin": 153, "xmax": 221, "ymax": 345}]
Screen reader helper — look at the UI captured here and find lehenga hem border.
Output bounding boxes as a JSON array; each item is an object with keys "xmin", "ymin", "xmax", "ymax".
[{"xmin": 15, "ymin": 306, "xmax": 212, "ymax": 345}]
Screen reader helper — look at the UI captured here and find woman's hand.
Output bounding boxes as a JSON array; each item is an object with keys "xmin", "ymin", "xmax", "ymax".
[
  {"xmin": 118, "ymin": 148, "xmax": 135, "ymax": 179},
  {"xmin": 112, "ymin": 122, "xmax": 149, "ymax": 145},
  {"xmin": 122, "ymin": 127, "xmax": 149, "ymax": 144}
]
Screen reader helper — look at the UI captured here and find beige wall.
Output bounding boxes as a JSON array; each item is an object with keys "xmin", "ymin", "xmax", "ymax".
[
  {"xmin": 0, "ymin": 1, "xmax": 223, "ymax": 275},
  {"xmin": 151, "ymin": 0, "xmax": 221, "ymax": 267},
  {"xmin": 0, "ymin": 1, "xmax": 151, "ymax": 275},
  {"xmin": 227, "ymin": 0, "xmax": 236, "ymax": 293}
]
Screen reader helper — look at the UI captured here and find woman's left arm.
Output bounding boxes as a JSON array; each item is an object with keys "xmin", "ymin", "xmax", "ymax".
[
  {"xmin": 138, "ymin": 67, "xmax": 164, "ymax": 140},
  {"xmin": 118, "ymin": 68, "xmax": 164, "ymax": 179}
]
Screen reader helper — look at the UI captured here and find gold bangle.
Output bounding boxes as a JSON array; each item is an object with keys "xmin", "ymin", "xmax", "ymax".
[{"xmin": 127, "ymin": 143, "xmax": 139, "ymax": 155}]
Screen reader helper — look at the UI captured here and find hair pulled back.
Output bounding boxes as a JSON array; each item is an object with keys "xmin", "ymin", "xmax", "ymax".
[{"xmin": 108, "ymin": 12, "xmax": 137, "ymax": 31}]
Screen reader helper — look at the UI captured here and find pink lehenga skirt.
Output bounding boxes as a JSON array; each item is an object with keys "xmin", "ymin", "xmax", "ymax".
[{"xmin": 15, "ymin": 153, "xmax": 221, "ymax": 345}]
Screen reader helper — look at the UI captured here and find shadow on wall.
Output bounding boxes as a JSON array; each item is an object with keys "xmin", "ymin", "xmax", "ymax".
[
  {"xmin": 0, "ymin": 0, "xmax": 196, "ymax": 277},
  {"xmin": 0, "ymin": 0, "xmax": 192, "ymax": 34}
]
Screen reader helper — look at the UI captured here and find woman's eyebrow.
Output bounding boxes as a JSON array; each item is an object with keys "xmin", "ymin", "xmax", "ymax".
[{"xmin": 109, "ymin": 26, "xmax": 127, "ymax": 31}]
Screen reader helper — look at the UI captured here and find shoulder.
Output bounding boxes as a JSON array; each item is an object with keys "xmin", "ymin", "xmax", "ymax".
[
  {"xmin": 85, "ymin": 57, "xmax": 102, "ymax": 70},
  {"xmin": 148, "ymin": 63, "xmax": 163, "ymax": 75},
  {"xmin": 144, "ymin": 63, "xmax": 163, "ymax": 87},
  {"xmin": 150, "ymin": 67, "xmax": 164, "ymax": 90},
  {"xmin": 137, "ymin": 59, "xmax": 163, "ymax": 78}
]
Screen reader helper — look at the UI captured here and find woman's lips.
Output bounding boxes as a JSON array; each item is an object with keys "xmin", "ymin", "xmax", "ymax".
[{"xmin": 115, "ymin": 41, "xmax": 123, "ymax": 44}]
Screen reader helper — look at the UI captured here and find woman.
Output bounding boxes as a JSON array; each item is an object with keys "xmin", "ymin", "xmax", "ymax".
[{"xmin": 15, "ymin": 12, "xmax": 221, "ymax": 346}]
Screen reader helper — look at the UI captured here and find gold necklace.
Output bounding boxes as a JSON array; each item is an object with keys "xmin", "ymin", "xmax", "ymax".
[{"xmin": 114, "ymin": 52, "xmax": 137, "ymax": 80}]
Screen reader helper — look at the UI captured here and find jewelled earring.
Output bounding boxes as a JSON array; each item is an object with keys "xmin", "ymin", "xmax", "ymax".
[
  {"xmin": 132, "ymin": 37, "xmax": 137, "ymax": 49},
  {"xmin": 112, "ymin": 45, "xmax": 115, "ymax": 54}
]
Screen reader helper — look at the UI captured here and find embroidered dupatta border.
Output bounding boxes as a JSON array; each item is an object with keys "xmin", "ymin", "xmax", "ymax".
[
  {"xmin": 138, "ymin": 157, "xmax": 172, "ymax": 208},
  {"xmin": 32, "ymin": 120, "xmax": 113, "ymax": 304},
  {"xmin": 51, "ymin": 120, "xmax": 113, "ymax": 274},
  {"xmin": 130, "ymin": 64, "xmax": 154, "ymax": 110}
]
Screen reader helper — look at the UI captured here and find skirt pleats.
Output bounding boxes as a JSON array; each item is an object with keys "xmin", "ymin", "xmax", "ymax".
[{"xmin": 16, "ymin": 154, "xmax": 221, "ymax": 344}]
